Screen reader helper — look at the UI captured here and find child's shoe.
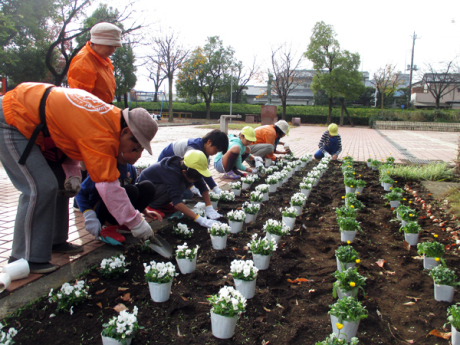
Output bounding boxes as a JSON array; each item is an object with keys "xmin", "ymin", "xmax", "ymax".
[{"xmin": 223, "ymin": 171, "xmax": 241, "ymax": 179}]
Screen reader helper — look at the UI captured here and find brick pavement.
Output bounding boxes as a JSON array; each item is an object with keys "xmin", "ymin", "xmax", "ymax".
[{"xmin": 0, "ymin": 124, "xmax": 457, "ymax": 292}]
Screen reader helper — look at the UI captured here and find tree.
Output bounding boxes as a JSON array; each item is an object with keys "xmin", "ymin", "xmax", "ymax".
[
  {"xmin": 176, "ymin": 36, "xmax": 235, "ymax": 119},
  {"xmin": 112, "ymin": 43, "xmax": 137, "ymax": 107},
  {"xmin": 354, "ymin": 86, "xmax": 376, "ymax": 107},
  {"xmin": 232, "ymin": 58, "xmax": 262, "ymax": 104},
  {"xmin": 371, "ymin": 64, "xmax": 403, "ymax": 109},
  {"xmin": 422, "ymin": 61, "xmax": 460, "ymax": 109},
  {"xmin": 147, "ymin": 29, "xmax": 188, "ymax": 122},
  {"xmin": 270, "ymin": 44, "xmax": 303, "ymax": 119}
]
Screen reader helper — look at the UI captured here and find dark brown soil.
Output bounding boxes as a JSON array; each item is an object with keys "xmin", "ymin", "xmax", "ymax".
[{"xmin": 4, "ymin": 161, "xmax": 460, "ymax": 345}]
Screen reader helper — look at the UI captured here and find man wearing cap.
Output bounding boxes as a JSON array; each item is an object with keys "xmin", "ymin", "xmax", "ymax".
[
  {"xmin": 67, "ymin": 22, "xmax": 122, "ymax": 104},
  {"xmin": 250, "ymin": 120, "xmax": 291, "ymax": 162},
  {"xmin": 314, "ymin": 123, "xmax": 342, "ymax": 160},
  {"xmin": 138, "ymin": 150, "xmax": 221, "ymax": 228},
  {"xmin": 0, "ymin": 83, "xmax": 158, "ymax": 273}
]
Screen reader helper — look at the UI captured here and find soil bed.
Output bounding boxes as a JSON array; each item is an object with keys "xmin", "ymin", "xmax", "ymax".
[{"xmin": 4, "ymin": 161, "xmax": 460, "ymax": 344}]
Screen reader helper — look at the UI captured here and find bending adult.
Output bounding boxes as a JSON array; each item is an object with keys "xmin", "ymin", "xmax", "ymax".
[
  {"xmin": 250, "ymin": 120, "xmax": 290, "ymax": 163},
  {"xmin": 0, "ymin": 83, "xmax": 157, "ymax": 273},
  {"xmin": 67, "ymin": 22, "xmax": 122, "ymax": 104}
]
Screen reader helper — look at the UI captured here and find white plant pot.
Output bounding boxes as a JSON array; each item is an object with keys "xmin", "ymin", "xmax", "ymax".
[
  {"xmin": 452, "ymin": 325, "xmax": 460, "ymax": 345},
  {"xmin": 397, "ymin": 212, "xmax": 402, "ymax": 220},
  {"xmin": 300, "ymin": 189, "xmax": 311, "ymax": 198},
  {"xmin": 211, "ymin": 200, "xmax": 218, "ymax": 209},
  {"xmin": 282, "ymin": 216, "xmax": 296, "ymax": 230},
  {"xmin": 101, "ymin": 334, "xmax": 132, "ymax": 345},
  {"xmin": 355, "ymin": 187, "xmax": 364, "ymax": 194},
  {"xmin": 372, "ymin": 166, "xmax": 378, "ymax": 171},
  {"xmin": 242, "ymin": 182, "xmax": 251, "ymax": 190},
  {"xmin": 266, "ymin": 232, "xmax": 282, "ymax": 245},
  {"xmin": 211, "ymin": 311, "xmax": 238, "ymax": 339},
  {"xmin": 269, "ymin": 184, "xmax": 277, "ymax": 193},
  {"xmin": 262, "ymin": 192, "xmax": 269, "ymax": 201},
  {"xmin": 244, "ymin": 213, "xmax": 256, "ymax": 224},
  {"xmin": 336, "ymin": 286, "xmax": 358, "ymax": 300},
  {"xmin": 423, "ymin": 256, "xmax": 440, "ymax": 270},
  {"xmin": 176, "ymin": 256, "xmax": 197, "ymax": 274},
  {"xmin": 404, "ymin": 232, "xmax": 419, "ymax": 246},
  {"xmin": 291, "ymin": 205, "xmax": 303, "ymax": 216},
  {"xmin": 265, "ymin": 158, "xmax": 272, "ymax": 167},
  {"xmin": 210, "ymin": 234, "xmax": 228, "ymax": 250},
  {"xmin": 229, "ymin": 220, "xmax": 244, "ymax": 234},
  {"xmin": 148, "ymin": 280, "xmax": 172, "ymax": 303},
  {"xmin": 330, "ymin": 315, "xmax": 360, "ymax": 343},
  {"xmin": 2, "ymin": 258, "xmax": 30, "ymax": 281},
  {"xmin": 300, "ymin": 161, "xmax": 307, "ymax": 168},
  {"xmin": 234, "ymin": 278, "xmax": 257, "ymax": 299},
  {"xmin": 340, "ymin": 230, "xmax": 357, "ymax": 243},
  {"xmin": 367, "ymin": 161, "xmax": 371, "ymax": 168},
  {"xmin": 313, "ymin": 179, "xmax": 319, "ymax": 187},
  {"xmin": 232, "ymin": 189, "xmax": 241, "ymax": 197},
  {"xmin": 252, "ymin": 253, "xmax": 271, "ymax": 270},
  {"xmin": 345, "ymin": 186, "xmax": 356, "ymax": 194},
  {"xmin": 381, "ymin": 182, "xmax": 384, "ymax": 187},
  {"xmin": 390, "ymin": 200, "xmax": 400, "ymax": 208},
  {"xmin": 383, "ymin": 183, "xmax": 393, "ymax": 191},
  {"xmin": 434, "ymin": 282, "xmax": 455, "ymax": 302},
  {"xmin": 0, "ymin": 273, "xmax": 11, "ymax": 293},
  {"xmin": 336, "ymin": 257, "xmax": 355, "ymax": 273}
]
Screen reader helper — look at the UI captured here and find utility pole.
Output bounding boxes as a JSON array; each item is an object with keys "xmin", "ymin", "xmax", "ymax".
[{"xmin": 407, "ymin": 32, "xmax": 419, "ymax": 109}]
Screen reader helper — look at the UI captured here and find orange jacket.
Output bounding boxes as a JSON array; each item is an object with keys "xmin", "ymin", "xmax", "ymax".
[
  {"xmin": 67, "ymin": 42, "xmax": 116, "ymax": 103},
  {"xmin": 3, "ymin": 83, "xmax": 121, "ymax": 183},
  {"xmin": 253, "ymin": 125, "xmax": 277, "ymax": 160}
]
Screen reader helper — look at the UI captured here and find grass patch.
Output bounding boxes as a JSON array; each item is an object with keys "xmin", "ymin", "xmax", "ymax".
[
  {"xmin": 443, "ymin": 187, "xmax": 460, "ymax": 219},
  {"xmin": 198, "ymin": 123, "xmax": 261, "ymax": 130},
  {"xmin": 388, "ymin": 162, "xmax": 455, "ymax": 181}
]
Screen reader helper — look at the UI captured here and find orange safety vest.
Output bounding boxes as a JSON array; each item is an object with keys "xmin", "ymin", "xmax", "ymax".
[
  {"xmin": 3, "ymin": 83, "xmax": 121, "ymax": 183},
  {"xmin": 67, "ymin": 42, "xmax": 116, "ymax": 104},
  {"xmin": 253, "ymin": 125, "xmax": 277, "ymax": 160}
]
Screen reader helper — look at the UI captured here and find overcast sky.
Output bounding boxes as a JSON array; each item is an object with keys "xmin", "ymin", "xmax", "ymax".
[{"xmin": 125, "ymin": 0, "xmax": 460, "ymax": 92}]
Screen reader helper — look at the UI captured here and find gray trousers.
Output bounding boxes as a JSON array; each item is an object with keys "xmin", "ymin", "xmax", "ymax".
[
  {"xmin": 250, "ymin": 143, "xmax": 274, "ymax": 158},
  {"xmin": 0, "ymin": 98, "xmax": 69, "ymax": 263}
]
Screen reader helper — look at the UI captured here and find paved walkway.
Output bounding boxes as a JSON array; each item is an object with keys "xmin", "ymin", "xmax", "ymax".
[{"xmin": 0, "ymin": 124, "xmax": 457, "ymax": 292}]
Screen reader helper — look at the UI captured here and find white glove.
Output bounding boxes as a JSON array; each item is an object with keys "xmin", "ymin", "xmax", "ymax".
[
  {"xmin": 195, "ymin": 215, "xmax": 219, "ymax": 228},
  {"xmin": 324, "ymin": 152, "xmax": 332, "ymax": 157},
  {"xmin": 59, "ymin": 176, "xmax": 82, "ymax": 198},
  {"xmin": 205, "ymin": 205, "xmax": 222, "ymax": 219},
  {"xmin": 190, "ymin": 185, "xmax": 202, "ymax": 197},
  {"xmin": 251, "ymin": 168, "xmax": 258, "ymax": 174},
  {"xmin": 254, "ymin": 156, "xmax": 263, "ymax": 163},
  {"xmin": 212, "ymin": 186, "xmax": 222, "ymax": 195},
  {"xmin": 83, "ymin": 210, "xmax": 101, "ymax": 237},
  {"xmin": 255, "ymin": 161, "xmax": 263, "ymax": 168},
  {"xmin": 131, "ymin": 219, "xmax": 154, "ymax": 239}
]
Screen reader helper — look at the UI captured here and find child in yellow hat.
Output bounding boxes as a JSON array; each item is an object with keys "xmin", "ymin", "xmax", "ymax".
[{"xmin": 314, "ymin": 123, "xmax": 342, "ymax": 160}]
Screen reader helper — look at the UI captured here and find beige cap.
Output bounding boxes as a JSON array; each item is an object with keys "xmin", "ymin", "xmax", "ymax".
[
  {"xmin": 122, "ymin": 108, "xmax": 158, "ymax": 155},
  {"xmin": 274, "ymin": 120, "xmax": 290, "ymax": 135},
  {"xmin": 90, "ymin": 22, "xmax": 122, "ymax": 47}
]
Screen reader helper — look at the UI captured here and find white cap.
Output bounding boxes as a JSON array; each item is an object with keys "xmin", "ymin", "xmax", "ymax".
[
  {"xmin": 90, "ymin": 22, "xmax": 122, "ymax": 47},
  {"xmin": 274, "ymin": 120, "xmax": 290, "ymax": 135}
]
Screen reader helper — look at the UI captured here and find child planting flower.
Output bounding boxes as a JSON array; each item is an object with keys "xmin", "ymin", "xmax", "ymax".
[
  {"xmin": 101, "ymin": 306, "xmax": 141, "ymax": 344},
  {"xmin": 172, "ymin": 223, "xmax": 194, "ymax": 239},
  {"xmin": 99, "ymin": 253, "xmax": 129, "ymax": 279},
  {"xmin": 48, "ymin": 280, "xmax": 90, "ymax": 312}
]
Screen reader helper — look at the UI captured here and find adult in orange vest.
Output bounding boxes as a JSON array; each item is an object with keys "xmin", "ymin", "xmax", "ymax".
[
  {"xmin": 250, "ymin": 120, "xmax": 291, "ymax": 162},
  {"xmin": 0, "ymin": 83, "xmax": 157, "ymax": 273},
  {"xmin": 67, "ymin": 22, "xmax": 121, "ymax": 104}
]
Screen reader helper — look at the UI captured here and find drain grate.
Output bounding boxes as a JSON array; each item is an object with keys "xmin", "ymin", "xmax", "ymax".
[{"xmin": 401, "ymin": 159, "xmax": 443, "ymax": 164}]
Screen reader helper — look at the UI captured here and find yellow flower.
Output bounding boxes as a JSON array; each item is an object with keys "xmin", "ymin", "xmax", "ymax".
[
  {"xmin": 434, "ymin": 234, "xmax": 438, "ymax": 238},
  {"xmin": 409, "ymin": 201, "xmax": 412, "ymax": 204},
  {"xmin": 350, "ymin": 205, "xmax": 354, "ymax": 208},
  {"xmin": 356, "ymin": 192, "xmax": 360, "ymax": 195},
  {"xmin": 395, "ymin": 181, "xmax": 398, "ymax": 183},
  {"xmin": 387, "ymin": 171, "xmax": 389, "ymax": 173},
  {"xmin": 409, "ymin": 214, "xmax": 413, "ymax": 217},
  {"xmin": 336, "ymin": 323, "xmax": 343, "ymax": 330},
  {"xmin": 350, "ymin": 185, "xmax": 353, "ymax": 188},
  {"xmin": 435, "ymin": 257, "xmax": 440, "ymax": 262},
  {"xmin": 350, "ymin": 282, "xmax": 356, "ymax": 287},
  {"xmin": 347, "ymin": 241, "xmax": 351, "ymax": 244},
  {"xmin": 353, "ymin": 172, "xmax": 355, "ymax": 175},
  {"xmin": 356, "ymin": 259, "xmax": 361, "ymax": 263},
  {"xmin": 342, "ymin": 196, "xmax": 345, "ymax": 199},
  {"xmin": 403, "ymin": 198, "xmax": 406, "ymax": 201},
  {"xmin": 389, "ymin": 187, "xmax": 392, "ymax": 190}
]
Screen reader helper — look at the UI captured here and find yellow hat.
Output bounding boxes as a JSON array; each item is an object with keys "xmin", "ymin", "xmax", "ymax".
[
  {"xmin": 184, "ymin": 150, "xmax": 211, "ymax": 177},
  {"xmin": 328, "ymin": 123, "xmax": 338, "ymax": 136},
  {"xmin": 241, "ymin": 126, "xmax": 256, "ymax": 142}
]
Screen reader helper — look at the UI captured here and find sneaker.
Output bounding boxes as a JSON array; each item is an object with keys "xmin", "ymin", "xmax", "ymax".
[
  {"xmin": 52, "ymin": 242, "xmax": 84, "ymax": 254},
  {"xmin": 29, "ymin": 262, "xmax": 57, "ymax": 274},
  {"xmin": 223, "ymin": 171, "xmax": 241, "ymax": 179}
]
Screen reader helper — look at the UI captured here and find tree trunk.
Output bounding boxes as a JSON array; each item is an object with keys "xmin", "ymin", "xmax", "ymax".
[
  {"xmin": 381, "ymin": 92, "xmax": 385, "ymax": 110},
  {"xmin": 340, "ymin": 99, "xmax": 354, "ymax": 127},
  {"xmin": 340, "ymin": 99, "xmax": 344, "ymax": 126},
  {"xmin": 168, "ymin": 76, "xmax": 174, "ymax": 123},
  {"xmin": 123, "ymin": 93, "xmax": 128, "ymax": 109},
  {"xmin": 436, "ymin": 97, "xmax": 440, "ymax": 109},
  {"xmin": 282, "ymin": 99, "xmax": 287, "ymax": 120},
  {"xmin": 206, "ymin": 101, "xmax": 211, "ymax": 120},
  {"xmin": 327, "ymin": 97, "xmax": 333, "ymax": 124}
]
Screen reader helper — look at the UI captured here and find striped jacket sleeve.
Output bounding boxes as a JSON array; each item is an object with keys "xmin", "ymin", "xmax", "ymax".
[
  {"xmin": 336, "ymin": 135, "xmax": 342, "ymax": 155},
  {"xmin": 318, "ymin": 131, "xmax": 329, "ymax": 153}
]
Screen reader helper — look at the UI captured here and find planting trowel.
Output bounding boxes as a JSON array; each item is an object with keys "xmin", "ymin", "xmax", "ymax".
[{"xmin": 145, "ymin": 234, "xmax": 173, "ymax": 259}]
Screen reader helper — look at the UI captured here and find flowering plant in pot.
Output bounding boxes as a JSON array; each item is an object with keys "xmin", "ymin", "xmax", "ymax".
[
  {"xmin": 383, "ymin": 189, "xmax": 403, "ymax": 208},
  {"xmin": 144, "ymin": 260, "xmax": 178, "ymax": 302},
  {"xmin": 386, "ymin": 156, "xmax": 395, "ymax": 164},
  {"xmin": 172, "ymin": 223, "xmax": 194, "ymax": 239},
  {"xmin": 241, "ymin": 175, "xmax": 256, "ymax": 188},
  {"xmin": 332, "ymin": 267, "xmax": 366, "ymax": 299},
  {"xmin": 399, "ymin": 221, "xmax": 421, "ymax": 246},
  {"xmin": 370, "ymin": 159, "xmax": 381, "ymax": 170},
  {"xmin": 99, "ymin": 254, "xmax": 129, "ymax": 279},
  {"xmin": 299, "ymin": 181, "xmax": 312, "ymax": 191},
  {"xmin": 446, "ymin": 303, "xmax": 460, "ymax": 344},
  {"xmin": 230, "ymin": 259, "xmax": 259, "ymax": 299},
  {"xmin": 344, "ymin": 178, "xmax": 357, "ymax": 188},
  {"xmin": 281, "ymin": 206, "xmax": 298, "ymax": 230},
  {"xmin": 417, "ymin": 241, "xmax": 446, "ymax": 269},
  {"xmin": 48, "ymin": 280, "xmax": 90, "ymax": 312},
  {"xmin": 335, "ymin": 206, "xmax": 357, "ymax": 219},
  {"xmin": 263, "ymin": 219, "xmax": 290, "ymax": 244},
  {"xmin": 337, "ymin": 217, "xmax": 362, "ymax": 243},
  {"xmin": 230, "ymin": 182, "xmax": 242, "ymax": 196},
  {"xmin": 250, "ymin": 191, "xmax": 264, "ymax": 203},
  {"xmin": 219, "ymin": 190, "xmax": 235, "ymax": 202},
  {"xmin": 0, "ymin": 322, "xmax": 17, "ymax": 345},
  {"xmin": 227, "ymin": 209, "xmax": 246, "ymax": 233},
  {"xmin": 344, "ymin": 193, "xmax": 364, "ymax": 210},
  {"xmin": 335, "ymin": 245, "xmax": 360, "ymax": 272},
  {"xmin": 242, "ymin": 202, "xmax": 260, "ymax": 223},
  {"xmin": 329, "ymin": 297, "xmax": 368, "ymax": 342},
  {"xmin": 315, "ymin": 333, "xmax": 359, "ymax": 345},
  {"xmin": 209, "ymin": 191, "xmax": 220, "ymax": 208},
  {"xmin": 355, "ymin": 179, "xmax": 366, "ymax": 193},
  {"xmin": 175, "ymin": 242, "xmax": 199, "ymax": 274},
  {"xmin": 101, "ymin": 307, "xmax": 141, "ymax": 345},
  {"xmin": 429, "ymin": 265, "xmax": 459, "ymax": 302},
  {"xmin": 399, "ymin": 207, "xmax": 418, "ymax": 223},
  {"xmin": 247, "ymin": 233, "xmax": 277, "ymax": 270},
  {"xmin": 255, "ymin": 184, "xmax": 269, "ymax": 193},
  {"xmin": 208, "ymin": 286, "xmax": 247, "ymax": 339},
  {"xmin": 342, "ymin": 170, "xmax": 355, "ymax": 179},
  {"xmin": 208, "ymin": 223, "xmax": 231, "ymax": 250}
]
